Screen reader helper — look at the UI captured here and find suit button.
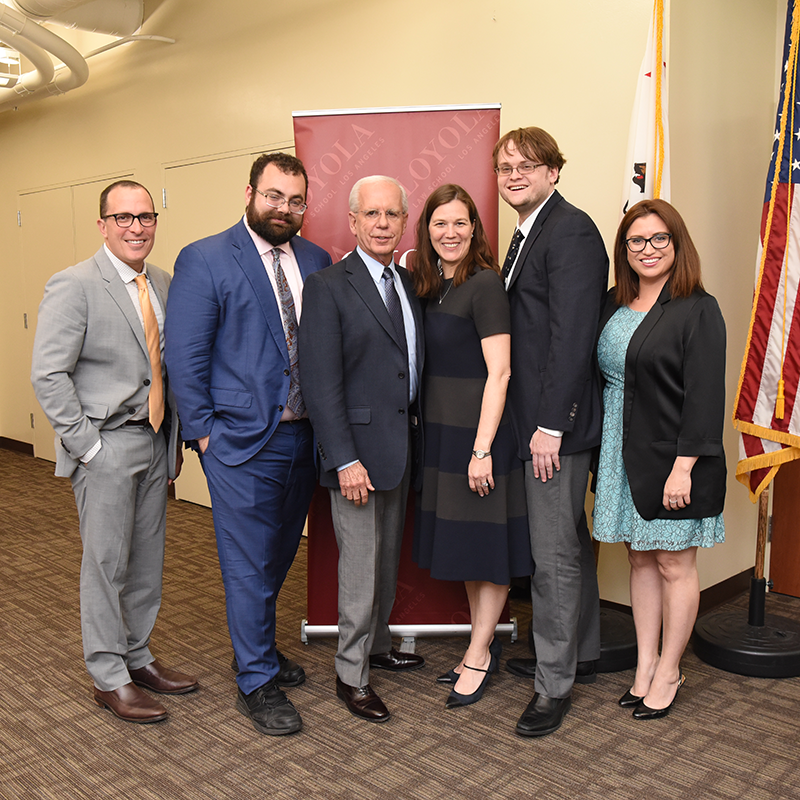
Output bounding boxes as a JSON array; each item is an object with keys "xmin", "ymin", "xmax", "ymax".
[
  {"xmin": 278, "ymin": 405, "xmax": 284, "ymax": 412},
  {"xmin": 128, "ymin": 408, "xmax": 136, "ymax": 415},
  {"xmin": 144, "ymin": 379, "xmax": 151, "ymax": 386},
  {"xmin": 284, "ymin": 369, "xmax": 290, "ymax": 376},
  {"xmin": 399, "ymin": 372, "xmax": 405, "ymax": 379},
  {"xmin": 399, "ymin": 409, "xmax": 405, "ymax": 415}
]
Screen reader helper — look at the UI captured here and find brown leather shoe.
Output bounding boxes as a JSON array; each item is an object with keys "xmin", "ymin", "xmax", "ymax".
[
  {"xmin": 93, "ymin": 683, "xmax": 168, "ymax": 723},
  {"xmin": 336, "ymin": 676, "xmax": 390, "ymax": 722},
  {"xmin": 368, "ymin": 648, "xmax": 425, "ymax": 672},
  {"xmin": 129, "ymin": 659, "xmax": 199, "ymax": 694}
]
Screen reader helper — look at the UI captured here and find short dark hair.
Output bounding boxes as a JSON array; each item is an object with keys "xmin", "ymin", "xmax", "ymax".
[
  {"xmin": 250, "ymin": 152, "xmax": 309, "ymax": 195},
  {"xmin": 412, "ymin": 184, "xmax": 499, "ymax": 299},
  {"xmin": 492, "ymin": 127, "xmax": 566, "ymax": 184},
  {"xmin": 99, "ymin": 180, "xmax": 154, "ymax": 217},
  {"xmin": 613, "ymin": 198, "xmax": 704, "ymax": 305}
]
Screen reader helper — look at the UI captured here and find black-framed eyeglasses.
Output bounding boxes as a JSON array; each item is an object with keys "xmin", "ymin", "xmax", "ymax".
[
  {"xmin": 102, "ymin": 212, "xmax": 158, "ymax": 228},
  {"xmin": 252, "ymin": 187, "xmax": 307, "ymax": 215},
  {"xmin": 494, "ymin": 162, "xmax": 544, "ymax": 176},
  {"xmin": 625, "ymin": 233, "xmax": 673, "ymax": 252}
]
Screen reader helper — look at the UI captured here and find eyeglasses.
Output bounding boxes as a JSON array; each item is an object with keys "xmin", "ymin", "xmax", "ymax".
[
  {"xmin": 357, "ymin": 209, "xmax": 404, "ymax": 222},
  {"xmin": 252, "ymin": 187, "xmax": 307, "ymax": 215},
  {"xmin": 625, "ymin": 233, "xmax": 673, "ymax": 252},
  {"xmin": 102, "ymin": 212, "xmax": 158, "ymax": 228},
  {"xmin": 494, "ymin": 162, "xmax": 544, "ymax": 176}
]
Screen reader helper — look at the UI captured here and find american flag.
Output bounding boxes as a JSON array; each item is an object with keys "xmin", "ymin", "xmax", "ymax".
[{"xmin": 733, "ymin": 0, "xmax": 800, "ymax": 499}]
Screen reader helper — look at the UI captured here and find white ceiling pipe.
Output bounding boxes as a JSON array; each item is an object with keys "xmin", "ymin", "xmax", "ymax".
[
  {"xmin": 0, "ymin": 4, "xmax": 87, "ymax": 110},
  {"xmin": 11, "ymin": 0, "xmax": 143, "ymax": 37},
  {"xmin": 0, "ymin": 25, "xmax": 54, "ymax": 92}
]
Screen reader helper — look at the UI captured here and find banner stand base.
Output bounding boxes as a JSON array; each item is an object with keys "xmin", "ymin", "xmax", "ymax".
[{"xmin": 301, "ymin": 619, "xmax": 518, "ymax": 651}]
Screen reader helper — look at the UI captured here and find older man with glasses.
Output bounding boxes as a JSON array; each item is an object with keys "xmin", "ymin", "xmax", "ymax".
[
  {"xmin": 32, "ymin": 180, "xmax": 198, "ymax": 724},
  {"xmin": 165, "ymin": 152, "xmax": 331, "ymax": 736}
]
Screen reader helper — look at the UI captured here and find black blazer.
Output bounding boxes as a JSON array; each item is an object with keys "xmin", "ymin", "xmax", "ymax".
[
  {"xmin": 597, "ymin": 283, "xmax": 727, "ymax": 521},
  {"xmin": 506, "ymin": 190, "xmax": 609, "ymax": 459},
  {"xmin": 298, "ymin": 251, "xmax": 424, "ymax": 492}
]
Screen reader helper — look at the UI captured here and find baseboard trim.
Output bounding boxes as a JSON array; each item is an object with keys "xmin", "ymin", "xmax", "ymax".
[
  {"xmin": 0, "ymin": 438, "xmax": 34, "ymax": 456},
  {"xmin": 601, "ymin": 567, "xmax": 755, "ymax": 616}
]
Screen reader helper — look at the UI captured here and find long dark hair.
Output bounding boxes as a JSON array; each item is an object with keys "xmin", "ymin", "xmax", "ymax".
[
  {"xmin": 614, "ymin": 199, "xmax": 703, "ymax": 305},
  {"xmin": 412, "ymin": 184, "xmax": 498, "ymax": 299}
]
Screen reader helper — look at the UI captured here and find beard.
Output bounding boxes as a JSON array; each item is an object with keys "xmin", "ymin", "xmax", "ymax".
[{"xmin": 246, "ymin": 195, "xmax": 302, "ymax": 245}]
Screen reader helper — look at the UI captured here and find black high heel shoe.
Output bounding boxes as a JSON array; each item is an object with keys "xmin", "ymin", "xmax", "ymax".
[
  {"xmin": 632, "ymin": 674, "xmax": 686, "ymax": 720},
  {"xmin": 445, "ymin": 664, "xmax": 492, "ymax": 708},
  {"xmin": 618, "ymin": 689, "xmax": 644, "ymax": 708},
  {"xmin": 436, "ymin": 638, "xmax": 502, "ymax": 684}
]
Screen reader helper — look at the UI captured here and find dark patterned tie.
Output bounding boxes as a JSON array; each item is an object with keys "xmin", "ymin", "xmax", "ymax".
[
  {"xmin": 502, "ymin": 228, "xmax": 524, "ymax": 281},
  {"xmin": 271, "ymin": 248, "xmax": 304, "ymax": 417},
  {"xmin": 382, "ymin": 266, "xmax": 407, "ymax": 351}
]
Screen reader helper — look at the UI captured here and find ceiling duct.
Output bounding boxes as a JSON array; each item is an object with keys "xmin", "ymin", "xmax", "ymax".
[
  {"xmin": 11, "ymin": 0, "xmax": 144, "ymax": 37},
  {"xmin": 0, "ymin": 0, "xmax": 170, "ymax": 112}
]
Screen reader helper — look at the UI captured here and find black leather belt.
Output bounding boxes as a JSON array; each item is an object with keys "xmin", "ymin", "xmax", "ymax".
[{"xmin": 124, "ymin": 418, "xmax": 149, "ymax": 427}]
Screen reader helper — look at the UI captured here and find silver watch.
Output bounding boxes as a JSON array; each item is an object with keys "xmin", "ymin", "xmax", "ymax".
[{"xmin": 472, "ymin": 449, "xmax": 491, "ymax": 459}]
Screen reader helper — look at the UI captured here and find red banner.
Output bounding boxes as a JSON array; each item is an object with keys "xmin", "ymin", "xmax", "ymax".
[{"xmin": 294, "ymin": 105, "xmax": 506, "ymax": 630}]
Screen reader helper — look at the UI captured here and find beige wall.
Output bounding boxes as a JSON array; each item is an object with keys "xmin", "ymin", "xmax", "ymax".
[{"xmin": 0, "ymin": 0, "xmax": 781, "ymax": 601}]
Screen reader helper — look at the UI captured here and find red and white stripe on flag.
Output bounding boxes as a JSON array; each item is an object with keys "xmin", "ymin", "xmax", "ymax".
[
  {"xmin": 734, "ymin": 0, "xmax": 800, "ymax": 500},
  {"xmin": 622, "ymin": 0, "xmax": 670, "ymax": 214}
]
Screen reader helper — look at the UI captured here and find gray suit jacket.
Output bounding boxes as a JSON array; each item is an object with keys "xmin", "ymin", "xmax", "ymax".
[{"xmin": 31, "ymin": 247, "xmax": 180, "ymax": 479}]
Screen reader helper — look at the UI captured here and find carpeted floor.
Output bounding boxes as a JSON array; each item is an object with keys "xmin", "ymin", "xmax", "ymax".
[{"xmin": 2, "ymin": 448, "xmax": 800, "ymax": 800}]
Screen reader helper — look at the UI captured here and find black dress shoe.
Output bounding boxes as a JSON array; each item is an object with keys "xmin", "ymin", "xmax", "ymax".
[
  {"xmin": 515, "ymin": 693, "xmax": 572, "ymax": 737},
  {"xmin": 369, "ymin": 648, "xmax": 425, "ymax": 672},
  {"xmin": 336, "ymin": 677, "xmax": 390, "ymax": 722},
  {"xmin": 437, "ymin": 638, "xmax": 502, "ymax": 684},
  {"xmin": 618, "ymin": 688, "xmax": 644, "ymax": 707},
  {"xmin": 632, "ymin": 675, "xmax": 685, "ymax": 720},
  {"xmin": 236, "ymin": 679, "xmax": 302, "ymax": 736},
  {"xmin": 506, "ymin": 657, "xmax": 597, "ymax": 684},
  {"xmin": 230, "ymin": 650, "xmax": 306, "ymax": 687}
]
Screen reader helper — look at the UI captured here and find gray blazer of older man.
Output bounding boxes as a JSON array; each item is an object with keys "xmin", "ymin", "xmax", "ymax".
[{"xmin": 31, "ymin": 246, "xmax": 178, "ymax": 691}]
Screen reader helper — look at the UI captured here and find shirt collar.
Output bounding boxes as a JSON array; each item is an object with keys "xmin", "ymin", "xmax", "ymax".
[
  {"xmin": 243, "ymin": 215, "xmax": 293, "ymax": 258},
  {"xmin": 357, "ymin": 245, "xmax": 397, "ymax": 284},
  {"xmin": 517, "ymin": 188, "xmax": 555, "ymax": 237},
  {"xmin": 104, "ymin": 243, "xmax": 147, "ymax": 284}
]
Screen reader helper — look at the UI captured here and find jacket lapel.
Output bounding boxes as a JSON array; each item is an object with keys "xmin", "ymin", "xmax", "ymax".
[
  {"xmin": 231, "ymin": 220, "xmax": 289, "ymax": 366},
  {"xmin": 506, "ymin": 190, "xmax": 562, "ymax": 292},
  {"xmin": 95, "ymin": 249, "xmax": 149, "ymax": 359}
]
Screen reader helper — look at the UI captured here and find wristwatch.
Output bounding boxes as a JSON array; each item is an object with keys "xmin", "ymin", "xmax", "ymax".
[{"xmin": 472, "ymin": 449, "xmax": 491, "ymax": 459}]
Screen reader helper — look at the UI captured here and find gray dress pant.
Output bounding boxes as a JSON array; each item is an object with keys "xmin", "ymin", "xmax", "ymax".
[
  {"xmin": 525, "ymin": 449, "xmax": 601, "ymax": 699},
  {"xmin": 70, "ymin": 425, "xmax": 167, "ymax": 691},
  {"xmin": 329, "ymin": 460, "xmax": 411, "ymax": 688}
]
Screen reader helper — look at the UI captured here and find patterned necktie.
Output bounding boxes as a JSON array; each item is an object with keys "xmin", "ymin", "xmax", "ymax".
[
  {"xmin": 134, "ymin": 274, "xmax": 164, "ymax": 432},
  {"xmin": 502, "ymin": 228, "xmax": 524, "ymax": 281},
  {"xmin": 271, "ymin": 248, "xmax": 305, "ymax": 417},
  {"xmin": 382, "ymin": 266, "xmax": 407, "ymax": 351}
]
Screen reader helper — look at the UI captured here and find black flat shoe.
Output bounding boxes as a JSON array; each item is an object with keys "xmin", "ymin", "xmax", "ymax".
[
  {"xmin": 632, "ymin": 674, "xmax": 685, "ymax": 720},
  {"xmin": 618, "ymin": 688, "xmax": 644, "ymax": 707},
  {"xmin": 445, "ymin": 664, "xmax": 491, "ymax": 708}
]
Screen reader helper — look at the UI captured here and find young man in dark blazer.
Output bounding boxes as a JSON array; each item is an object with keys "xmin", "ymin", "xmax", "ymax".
[
  {"xmin": 299, "ymin": 176, "xmax": 425, "ymax": 723},
  {"xmin": 495, "ymin": 128, "xmax": 608, "ymax": 737}
]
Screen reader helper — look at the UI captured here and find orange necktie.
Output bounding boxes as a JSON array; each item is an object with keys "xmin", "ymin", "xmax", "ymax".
[{"xmin": 134, "ymin": 274, "xmax": 164, "ymax": 432}]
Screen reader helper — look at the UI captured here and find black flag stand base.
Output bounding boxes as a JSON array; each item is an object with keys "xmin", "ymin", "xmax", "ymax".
[
  {"xmin": 693, "ymin": 490, "xmax": 800, "ymax": 678},
  {"xmin": 598, "ymin": 607, "xmax": 638, "ymax": 673}
]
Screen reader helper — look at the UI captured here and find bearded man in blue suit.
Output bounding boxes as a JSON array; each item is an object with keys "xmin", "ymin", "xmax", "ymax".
[{"xmin": 165, "ymin": 153, "xmax": 331, "ymax": 736}]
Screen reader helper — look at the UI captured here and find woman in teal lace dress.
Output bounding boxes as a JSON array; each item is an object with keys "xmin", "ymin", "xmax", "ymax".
[{"xmin": 593, "ymin": 199, "xmax": 726, "ymax": 720}]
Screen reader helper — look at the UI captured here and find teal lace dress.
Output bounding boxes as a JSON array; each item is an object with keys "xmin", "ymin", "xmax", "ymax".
[{"xmin": 592, "ymin": 306, "xmax": 725, "ymax": 551}]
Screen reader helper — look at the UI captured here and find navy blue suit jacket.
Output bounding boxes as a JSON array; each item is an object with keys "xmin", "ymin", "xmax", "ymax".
[
  {"xmin": 298, "ymin": 251, "xmax": 424, "ymax": 492},
  {"xmin": 165, "ymin": 219, "xmax": 331, "ymax": 467}
]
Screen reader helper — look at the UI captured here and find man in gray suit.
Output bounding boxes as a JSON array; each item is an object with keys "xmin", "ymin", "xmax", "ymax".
[
  {"xmin": 299, "ymin": 176, "xmax": 425, "ymax": 723},
  {"xmin": 31, "ymin": 180, "xmax": 197, "ymax": 724}
]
